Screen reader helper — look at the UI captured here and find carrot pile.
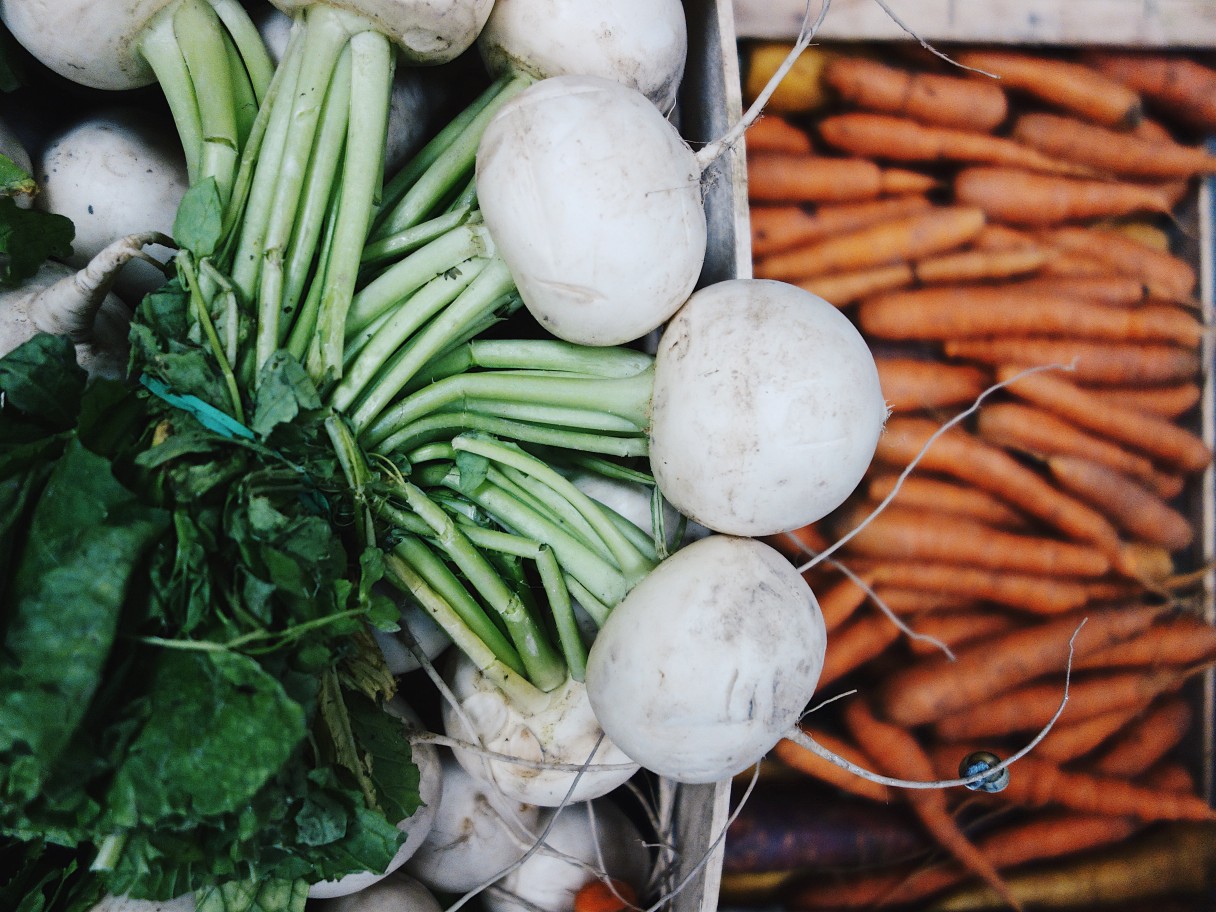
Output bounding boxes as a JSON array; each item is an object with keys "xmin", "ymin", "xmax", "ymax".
[{"xmin": 730, "ymin": 43, "xmax": 1216, "ymax": 912}]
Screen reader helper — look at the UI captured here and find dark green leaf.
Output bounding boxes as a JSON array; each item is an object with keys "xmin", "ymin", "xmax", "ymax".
[
  {"xmin": 173, "ymin": 178, "xmax": 223, "ymax": 258},
  {"xmin": 0, "ymin": 154, "xmax": 35, "ymax": 198},
  {"xmin": 251, "ymin": 352, "xmax": 321, "ymax": 438},
  {"xmin": 454, "ymin": 450, "xmax": 489, "ymax": 495},
  {"xmin": 0, "ymin": 196, "xmax": 73, "ymax": 285},
  {"xmin": 345, "ymin": 694, "xmax": 421, "ymax": 826},
  {"xmin": 195, "ymin": 877, "xmax": 309, "ymax": 912},
  {"xmin": 0, "ymin": 333, "xmax": 85, "ymax": 428}
]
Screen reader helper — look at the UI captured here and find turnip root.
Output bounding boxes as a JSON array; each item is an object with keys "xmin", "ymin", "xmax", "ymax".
[
  {"xmin": 0, "ymin": 232, "xmax": 171, "ymax": 379},
  {"xmin": 404, "ymin": 752, "xmax": 543, "ymax": 894},
  {"xmin": 441, "ymin": 651, "xmax": 640, "ymax": 806},
  {"xmin": 477, "ymin": 0, "xmax": 688, "ymax": 113},
  {"xmin": 649, "ymin": 279, "xmax": 887, "ymax": 536},
  {"xmin": 308, "ymin": 697, "xmax": 443, "ymax": 899},
  {"xmin": 475, "ymin": 74, "xmax": 707, "ymax": 347},
  {"xmin": 36, "ymin": 109, "xmax": 186, "ymax": 305},
  {"xmin": 314, "ymin": 873, "xmax": 443, "ymax": 912},
  {"xmin": 483, "ymin": 799, "xmax": 652, "ymax": 912},
  {"xmin": 371, "ymin": 593, "xmax": 452, "ymax": 675},
  {"xmin": 584, "ymin": 535, "xmax": 826, "ymax": 783}
]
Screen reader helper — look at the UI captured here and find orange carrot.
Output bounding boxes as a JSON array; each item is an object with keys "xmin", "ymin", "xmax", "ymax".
[
  {"xmin": 818, "ymin": 112, "xmax": 1087, "ymax": 174},
  {"xmin": 972, "ymin": 223, "xmax": 1039, "ymax": 250},
  {"xmin": 1092, "ymin": 695, "xmax": 1194, "ymax": 778},
  {"xmin": 1084, "ymin": 51, "xmax": 1216, "ymax": 133},
  {"xmin": 1012, "ymin": 111, "xmax": 1216, "ymax": 178},
  {"xmin": 816, "ymin": 574, "xmax": 873, "ymax": 633},
  {"xmin": 754, "ymin": 206, "xmax": 986, "ymax": 280},
  {"xmin": 818, "ymin": 612, "xmax": 903, "ymax": 686},
  {"xmin": 974, "ymin": 401, "xmax": 1174, "ymax": 498},
  {"xmin": 871, "ymin": 588, "xmax": 976, "ymax": 615},
  {"xmin": 931, "ymin": 665, "xmax": 1186, "ymax": 740},
  {"xmin": 749, "ymin": 153, "xmax": 935, "ymax": 203},
  {"xmin": 874, "ymin": 417, "xmax": 1124, "ymax": 553},
  {"xmin": 574, "ymin": 878, "xmax": 638, "ymax": 912},
  {"xmin": 764, "ymin": 523, "xmax": 829, "ymax": 562},
  {"xmin": 836, "ymin": 504, "xmax": 1111, "ymax": 577},
  {"xmin": 1046, "ymin": 455, "xmax": 1196, "ymax": 551},
  {"xmin": 953, "ymin": 752, "xmax": 1216, "ymax": 821},
  {"xmin": 1002, "ymin": 274, "xmax": 1153, "ymax": 306},
  {"xmin": 843, "ymin": 698, "xmax": 1024, "ymax": 911},
  {"xmin": 873, "ymin": 357, "xmax": 989, "ymax": 411},
  {"xmin": 942, "ymin": 337, "xmax": 1201, "ymax": 384},
  {"xmin": 823, "ymin": 56, "xmax": 1009, "ymax": 132},
  {"xmin": 995, "ymin": 365, "xmax": 1213, "ymax": 473},
  {"xmin": 912, "ymin": 246, "xmax": 1050, "ymax": 284},
  {"xmin": 773, "ymin": 725, "xmax": 895, "ymax": 804},
  {"xmin": 956, "ymin": 50, "xmax": 1143, "ymax": 128},
  {"xmin": 1029, "ymin": 703, "xmax": 1146, "ymax": 763},
  {"xmin": 1073, "ymin": 614, "xmax": 1216, "ymax": 670},
  {"xmin": 797, "ymin": 263, "xmax": 914, "ymax": 305},
  {"xmin": 1139, "ymin": 760, "xmax": 1196, "ymax": 794},
  {"xmin": 906, "ymin": 609, "xmax": 1024, "ymax": 657},
  {"xmin": 848, "ymin": 559, "xmax": 1091, "ymax": 614},
  {"xmin": 954, "ymin": 166, "xmax": 1175, "ymax": 225},
  {"xmin": 877, "ymin": 601, "xmax": 1170, "ymax": 726},
  {"xmin": 866, "ymin": 474, "xmax": 1029, "ymax": 529},
  {"xmin": 857, "ymin": 287, "xmax": 1203, "ymax": 346},
  {"xmin": 750, "ymin": 195, "xmax": 934, "ymax": 258},
  {"xmin": 1079, "ymin": 381, "xmax": 1202, "ymax": 419},
  {"xmin": 1039, "ymin": 225, "xmax": 1197, "ymax": 301},
  {"xmin": 745, "ymin": 113, "xmax": 814, "ymax": 154}
]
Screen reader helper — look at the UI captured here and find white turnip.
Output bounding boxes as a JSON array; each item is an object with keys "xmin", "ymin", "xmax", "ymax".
[
  {"xmin": 403, "ymin": 752, "xmax": 542, "ymax": 894},
  {"xmin": 35, "ymin": 109, "xmax": 187, "ymax": 305},
  {"xmin": 314, "ymin": 873, "xmax": 443, "ymax": 912},
  {"xmin": 584, "ymin": 535, "xmax": 826, "ymax": 784},
  {"xmin": 441, "ymin": 651, "xmax": 639, "ymax": 806},
  {"xmin": 649, "ymin": 279, "xmax": 888, "ymax": 536},
  {"xmin": 370, "ymin": 592, "xmax": 451, "ymax": 675},
  {"xmin": 475, "ymin": 74, "xmax": 707, "ymax": 347}
]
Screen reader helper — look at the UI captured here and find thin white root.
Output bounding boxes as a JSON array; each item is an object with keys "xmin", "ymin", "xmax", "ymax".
[
  {"xmin": 784, "ymin": 620, "xmax": 1086, "ymax": 790},
  {"xmin": 31, "ymin": 231, "xmax": 175, "ymax": 341},
  {"xmin": 866, "ymin": 0, "xmax": 999, "ymax": 78},
  {"xmin": 828, "ymin": 556, "xmax": 956, "ymax": 661}
]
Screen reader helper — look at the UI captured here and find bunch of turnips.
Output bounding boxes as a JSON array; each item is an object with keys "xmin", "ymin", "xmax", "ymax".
[{"xmin": 0, "ymin": 1, "xmax": 894, "ymax": 910}]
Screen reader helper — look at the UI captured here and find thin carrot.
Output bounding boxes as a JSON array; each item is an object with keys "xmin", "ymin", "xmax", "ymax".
[
  {"xmin": 764, "ymin": 523, "xmax": 829, "ymax": 563},
  {"xmin": 1012, "ymin": 111, "xmax": 1216, "ymax": 178},
  {"xmin": 954, "ymin": 166, "xmax": 1175, "ymax": 225},
  {"xmin": 857, "ymin": 286, "xmax": 1203, "ymax": 346},
  {"xmin": 1046, "ymin": 455, "xmax": 1196, "ymax": 551},
  {"xmin": 1084, "ymin": 51, "xmax": 1216, "ymax": 132},
  {"xmin": 877, "ymin": 601, "xmax": 1171, "ymax": 727},
  {"xmin": 823, "ymin": 56, "xmax": 1009, "ymax": 132},
  {"xmin": 972, "ymin": 223, "xmax": 1038, "ymax": 250},
  {"xmin": 843, "ymin": 699, "xmax": 1024, "ymax": 911},
  {"xmin": 873, "ymin": 357, "xmax": 989, "ymax": 411},
  {"xmin": 1030, "ymin": 703, "xmax": 1147, "ymax": 763},
  {"xmin": 947, "ymin": 751, "xmax": 1216, "ymax": 821},
  {"xmin": 995, "ymin": 365, "xmax": 1213, "ymax": 473},
  {"xmin": 913, "ymin": 246, "xmax": 1051, "ymax": 284},
  {"xmin": 796, "ymin": 263, "xmax": 914, "ymax": 305},
  {"xmin": 874, "ymin": 417, "xmax": 1124, "ymax": 552},
  {"xmin": 750, "ymin": 195, "xmax": 934, "ymax": 258},
  {"xmin": 1037, "ymin": 250, "xmax": 1114, "ymax": 278},
  {"xmin": 1139, "ymin": 760, "xmax": 1196, "ymax": 794},
  {"xmin": 818, "ymin": 612, "xmax": 903, "ymax": 686},
  {"xmin": 956, "ymin": 50, "xmax": 1143, "ymax": 128},
  {"xmin": 931, "ymin": 665, "xmax": 1187, "ymax": 740},
  {"xmin": 749, "ymin": 153, "xmax": 935, "ymax": 203},
  {"xmin": 974, "ymin": 401, "xmax": 1172, "ymax": 497},
  {"xmin": 874, "ymin": 588, "xmax": 976, "ymax": 616},
  {"xmin": 1092, "ymin": 695, "xmax": 1195, "ymax": 778},
  {"xmin": 866, "ymin": 474, "xmax": 1029, "ymax": 529},
  {"xmin": 906, "ymin": 610, "xmax": 1024, "ymax": 657},
  {"xmin": 818, "ymin": 112, "xmax": 1088, "ymax": 174},
  {"xmin": 773, "ymin": 725, "xmax": 895, "ymax": 804},
  {"xmin": 816, "ymin": 574, "xmax": 873, "ymax": 633},
  {"xmin": 1001, "ymin": 274, "xmax": 1153, "ymax": 306},
  {"xmin": 574, "ymin": 878, "xmax": 638, "ymax": 912},
  {"xmin": 1073, "ymin": 613, "xmax": 1216, "ymax": 670},
  {"xmin": 754, "ymin": 206, "xmax": 986, "ymax": 280},
  {"xmin": 943, "ymin": 337, "xmax": 1201, "ymax": 384},
  {"xmin": 745, "ymin": 113, "xmax": 814, "ymax": 154},
  {"xmin": 1079, "ymin": 380, "xmax": 1202, "ymax": 418},
  {"xmin": 836, "ymin": 503, "xmax": 1112, "ymax": 577},
  {"xmin": 1039, "ymin": 225, "xmax": 1197, "ymax": 301},
  {"xmin": 848, "ymin": 559, "xmax": 1092, "ymax": 615}
]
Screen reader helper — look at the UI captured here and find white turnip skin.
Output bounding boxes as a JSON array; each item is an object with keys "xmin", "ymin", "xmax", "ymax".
[
  {"xmin": 649, "ymin": 279, "xmax": 888, "ymax": 537},
  {"xmin": 36, "ymin": 110, "xmax": 186, "ymax": 305},
  {"xmin": 477, "ymin": 0, "xmax": 688, "ymax": 113},
  {"xmin": 475, "ymin": 74, "xmax": 707, "ymax": 347},
  {"xmin": 0, "ymin": 232, "xmax": 170, "ymax": 379},
  {"xmin": 370, "ymin": 593, "xmax": 452, "ymax": 675},
  {"xmin": 308, "ymin": 698, "xmax": 443, "ymax": 899},
  {"xmin": 314, "ymin": 872, "xmax": 443, "ymax": 912},
  {"xmin": 441, "ymin": 651, "xmax": 640, "ymax": 806},
  {"xmin": 584, "ymin": 535, "xmax": 826, "ymax": 784},
  {"xmin": 267, "ymin": 0, "xmax": 493, "ymax": 65},
  {"xmin": 403, "ymin": 752, "xmax": 543, "ymax": 894},
  {"xmin": 483, "ymin": 799, "xmax": 652, "ymax": 912}
]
